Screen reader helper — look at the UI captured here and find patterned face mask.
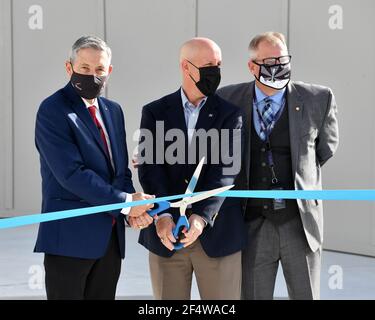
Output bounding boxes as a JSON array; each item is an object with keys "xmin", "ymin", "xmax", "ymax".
[{"xmin": 253, "ymin": 61, "xmax": 291, "ymax": 90}]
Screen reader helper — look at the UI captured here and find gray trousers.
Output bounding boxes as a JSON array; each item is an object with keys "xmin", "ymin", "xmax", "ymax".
[{"xmin": 242, "ymin": 214, "xmax": 321, "ymax": 300}]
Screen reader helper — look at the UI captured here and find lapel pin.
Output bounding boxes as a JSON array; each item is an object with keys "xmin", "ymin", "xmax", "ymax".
[
  {"xmin": 208, "ymin": 113, "xmax": 213, "ymax": 117},
  {"xmin": 296, "ymin": 106, "xmax": 300, "ymax": 111}
]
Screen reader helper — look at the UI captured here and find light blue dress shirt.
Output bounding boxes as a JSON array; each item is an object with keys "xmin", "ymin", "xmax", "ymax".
[{"xmin": 181, "ymin": 88, "xmax": 207, "ymax": 144}]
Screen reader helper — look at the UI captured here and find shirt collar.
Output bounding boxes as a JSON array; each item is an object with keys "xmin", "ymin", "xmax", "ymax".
[
  {"xmin": 180, "ymin": 87, "xmax": 207, "ymax": 111},
  {"xmin": 254, "ymin": 83, "xmax": 286, "ymax": 106},
  {"xmin": 81, "ymin": 97, "xmax": 99, "ymax": 110}
]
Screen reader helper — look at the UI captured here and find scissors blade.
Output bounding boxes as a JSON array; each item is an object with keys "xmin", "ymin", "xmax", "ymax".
[
  {"xmin": 183, "ymin": 184, "xmax": 234, "ymax": 206},
  {"xmin": 185, "ymin": 157, "xmax": 205, "ymax": 194}
]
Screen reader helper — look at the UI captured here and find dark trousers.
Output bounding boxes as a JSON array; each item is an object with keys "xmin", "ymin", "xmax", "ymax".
[{"xmin": 44, "ymin": 228, "xmax": 122, "ymax": 300}]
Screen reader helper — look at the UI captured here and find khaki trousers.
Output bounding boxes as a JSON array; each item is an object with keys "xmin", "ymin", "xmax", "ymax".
[{"xmin": 149, "ymin": 240, "xmax": 241, "ymax": 300}]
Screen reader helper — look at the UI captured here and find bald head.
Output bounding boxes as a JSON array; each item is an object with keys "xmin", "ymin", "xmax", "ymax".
[
  {"xmin": 179, "ymin": 37, "xmax": 221, "ymax": 63},
  {"xmin": 179, "ymin": 37, "xmax": 222, "ymax": 103}
]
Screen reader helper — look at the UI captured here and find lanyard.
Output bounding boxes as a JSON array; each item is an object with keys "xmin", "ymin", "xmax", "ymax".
[{"xmin": 254, "ymin": 99, "xmax": 286, "ymax": 185}]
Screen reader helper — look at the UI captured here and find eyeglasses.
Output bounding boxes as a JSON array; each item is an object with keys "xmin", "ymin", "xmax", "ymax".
[{"xmin": 253, "ymin": 55, "xmax": 291, "ymax": 66}]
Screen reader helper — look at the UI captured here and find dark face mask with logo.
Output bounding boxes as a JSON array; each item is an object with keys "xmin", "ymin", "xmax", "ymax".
[
  {"xmin": 253, "ymin": 61, "xmax": 291, "ymax": 90},
  {"xmin": 187, "ymin": 60, "xmax": 221, "ymax": 96},
  {"xmin": 70, "ymin": 63, "xmax": 108, "ymax": 99}
]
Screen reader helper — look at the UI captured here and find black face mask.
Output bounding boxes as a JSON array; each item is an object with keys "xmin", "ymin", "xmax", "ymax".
[
  {"xmin": 253, "ymin": 61, "xmax": 291, "ymax": 90},
  {"xmin": 70, "ymin": 64, "xmax": 107, "ymax": 99},
  {"xmin": 187, "ymin": 60, "xmax": 221, "ymax": 96}
]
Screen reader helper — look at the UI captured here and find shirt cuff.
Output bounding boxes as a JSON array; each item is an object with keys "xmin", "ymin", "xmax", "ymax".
[{"xmin": 120, "ymin": 193, "xmax": 133, "ymax": 215}]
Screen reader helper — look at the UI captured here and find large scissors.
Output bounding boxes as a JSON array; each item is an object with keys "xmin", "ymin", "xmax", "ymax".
[{"xmin": 147, "ymin": 157, "xmax": 234, "ymax": 250}]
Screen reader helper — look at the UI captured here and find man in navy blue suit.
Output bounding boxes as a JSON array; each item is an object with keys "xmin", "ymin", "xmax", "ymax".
[
  {"xmin": 134, "ymin": 38, "xmax": 246, "ymax": 299},
  {"xmin": 34, "ymin": 36, "xmax": 155, "ymax": 300}
]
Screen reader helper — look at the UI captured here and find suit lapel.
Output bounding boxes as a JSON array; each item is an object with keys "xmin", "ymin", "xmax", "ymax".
[
  {"xmin": 165, "ymin": 89, "xmax": 188, "ymax": 135},
  {"xmin": 63, "ymin": 83, "xmax": 112, "ymax": 166},
  {"xmin": 164, "ymin": 90, "xmax": 189, "ymax": 165},
  {"xmin": 286, "ymin": 81, "xmax": 304, "ymax": 180},
  {"xmin": 194, "ymin": 96, "xmax": 218, "ymax": 132},
  {"xmin": 98, "ymin": 98, "xmax": 119, "ymax": 174}
]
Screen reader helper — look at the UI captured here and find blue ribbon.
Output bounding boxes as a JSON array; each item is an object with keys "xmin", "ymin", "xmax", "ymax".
[
  {"xmin": 222, "ymin": 189, "xmax": 375, "ymax": 200},
  {"xmin": 0, "ymin": 193, "xmax": 193, "ymax": 230},
  {"xmin": 1, "ymin": 189, "xmax": 375, "ymax": 230}
]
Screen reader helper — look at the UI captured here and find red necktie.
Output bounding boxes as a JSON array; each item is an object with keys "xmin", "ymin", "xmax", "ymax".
[
  {"xmin": 88, "ymin": 106, "xmax": 116, "ymax": 227},
  {"xmin": 88, "ymin": 106, "xmax": 110, "ymax": 156}
]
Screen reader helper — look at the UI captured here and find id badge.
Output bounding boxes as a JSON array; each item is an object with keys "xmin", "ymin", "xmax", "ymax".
[{"xmin": 271, "ymin": 186, "xmax": 286, "ymax": 211}]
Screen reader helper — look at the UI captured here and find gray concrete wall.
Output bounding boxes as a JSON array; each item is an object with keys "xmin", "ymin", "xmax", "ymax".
[{"xmin": 0, "ymin": 0, "xmax": 374, "ymax": 256}]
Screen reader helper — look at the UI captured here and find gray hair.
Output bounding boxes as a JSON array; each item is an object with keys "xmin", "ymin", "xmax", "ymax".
[
  {"xmin": 69, "ymin": 35, "xmax": 112, "ymax": 63},
  {"xmin": 248, "ymin": 32, "xmax": 287, "ymax": 60}
]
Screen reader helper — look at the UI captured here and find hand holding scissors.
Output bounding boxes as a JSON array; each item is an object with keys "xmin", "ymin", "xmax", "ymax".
[{"xmin": 147, "ymin": 157, "xmax": 233, "ymax": 250}]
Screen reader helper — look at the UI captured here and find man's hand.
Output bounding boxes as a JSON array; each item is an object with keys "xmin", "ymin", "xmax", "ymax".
[
  {"xmin": 128, "ymin": 212, "xmax": 154, "ymax": 230},
  {"xmin": 156, "ymin": 216, "xmax": 176, "ymax": 251},
  {"xmin": 180, "ymin": 214, "xmax": 205, "ymax": 248},
  {"xmin": 129, "ymin": 192, "xmax": 155, "ymax": 217}
]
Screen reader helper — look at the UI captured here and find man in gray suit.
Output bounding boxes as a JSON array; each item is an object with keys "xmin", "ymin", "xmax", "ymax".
[{"xmin": 218, "ymin": 32, "xmax": 339, "ymax": 300}]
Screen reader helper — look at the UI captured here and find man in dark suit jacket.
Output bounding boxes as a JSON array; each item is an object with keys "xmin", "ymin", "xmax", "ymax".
[
  {"xmin": 218, "ymin": 32, "xmax": 339, "ymax": 300},
  {"xmin": 134, "ymin": 38, "xmax": 246, "ymax": 299},
  {"xmin": 34, "ymin": 36, "xmax": 154, "ymax": 300}
]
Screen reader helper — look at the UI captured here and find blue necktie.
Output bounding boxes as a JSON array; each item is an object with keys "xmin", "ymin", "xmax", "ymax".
[{"xmin": 259, "ymin": 97, "xmax": 274, "ymax": 140}]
